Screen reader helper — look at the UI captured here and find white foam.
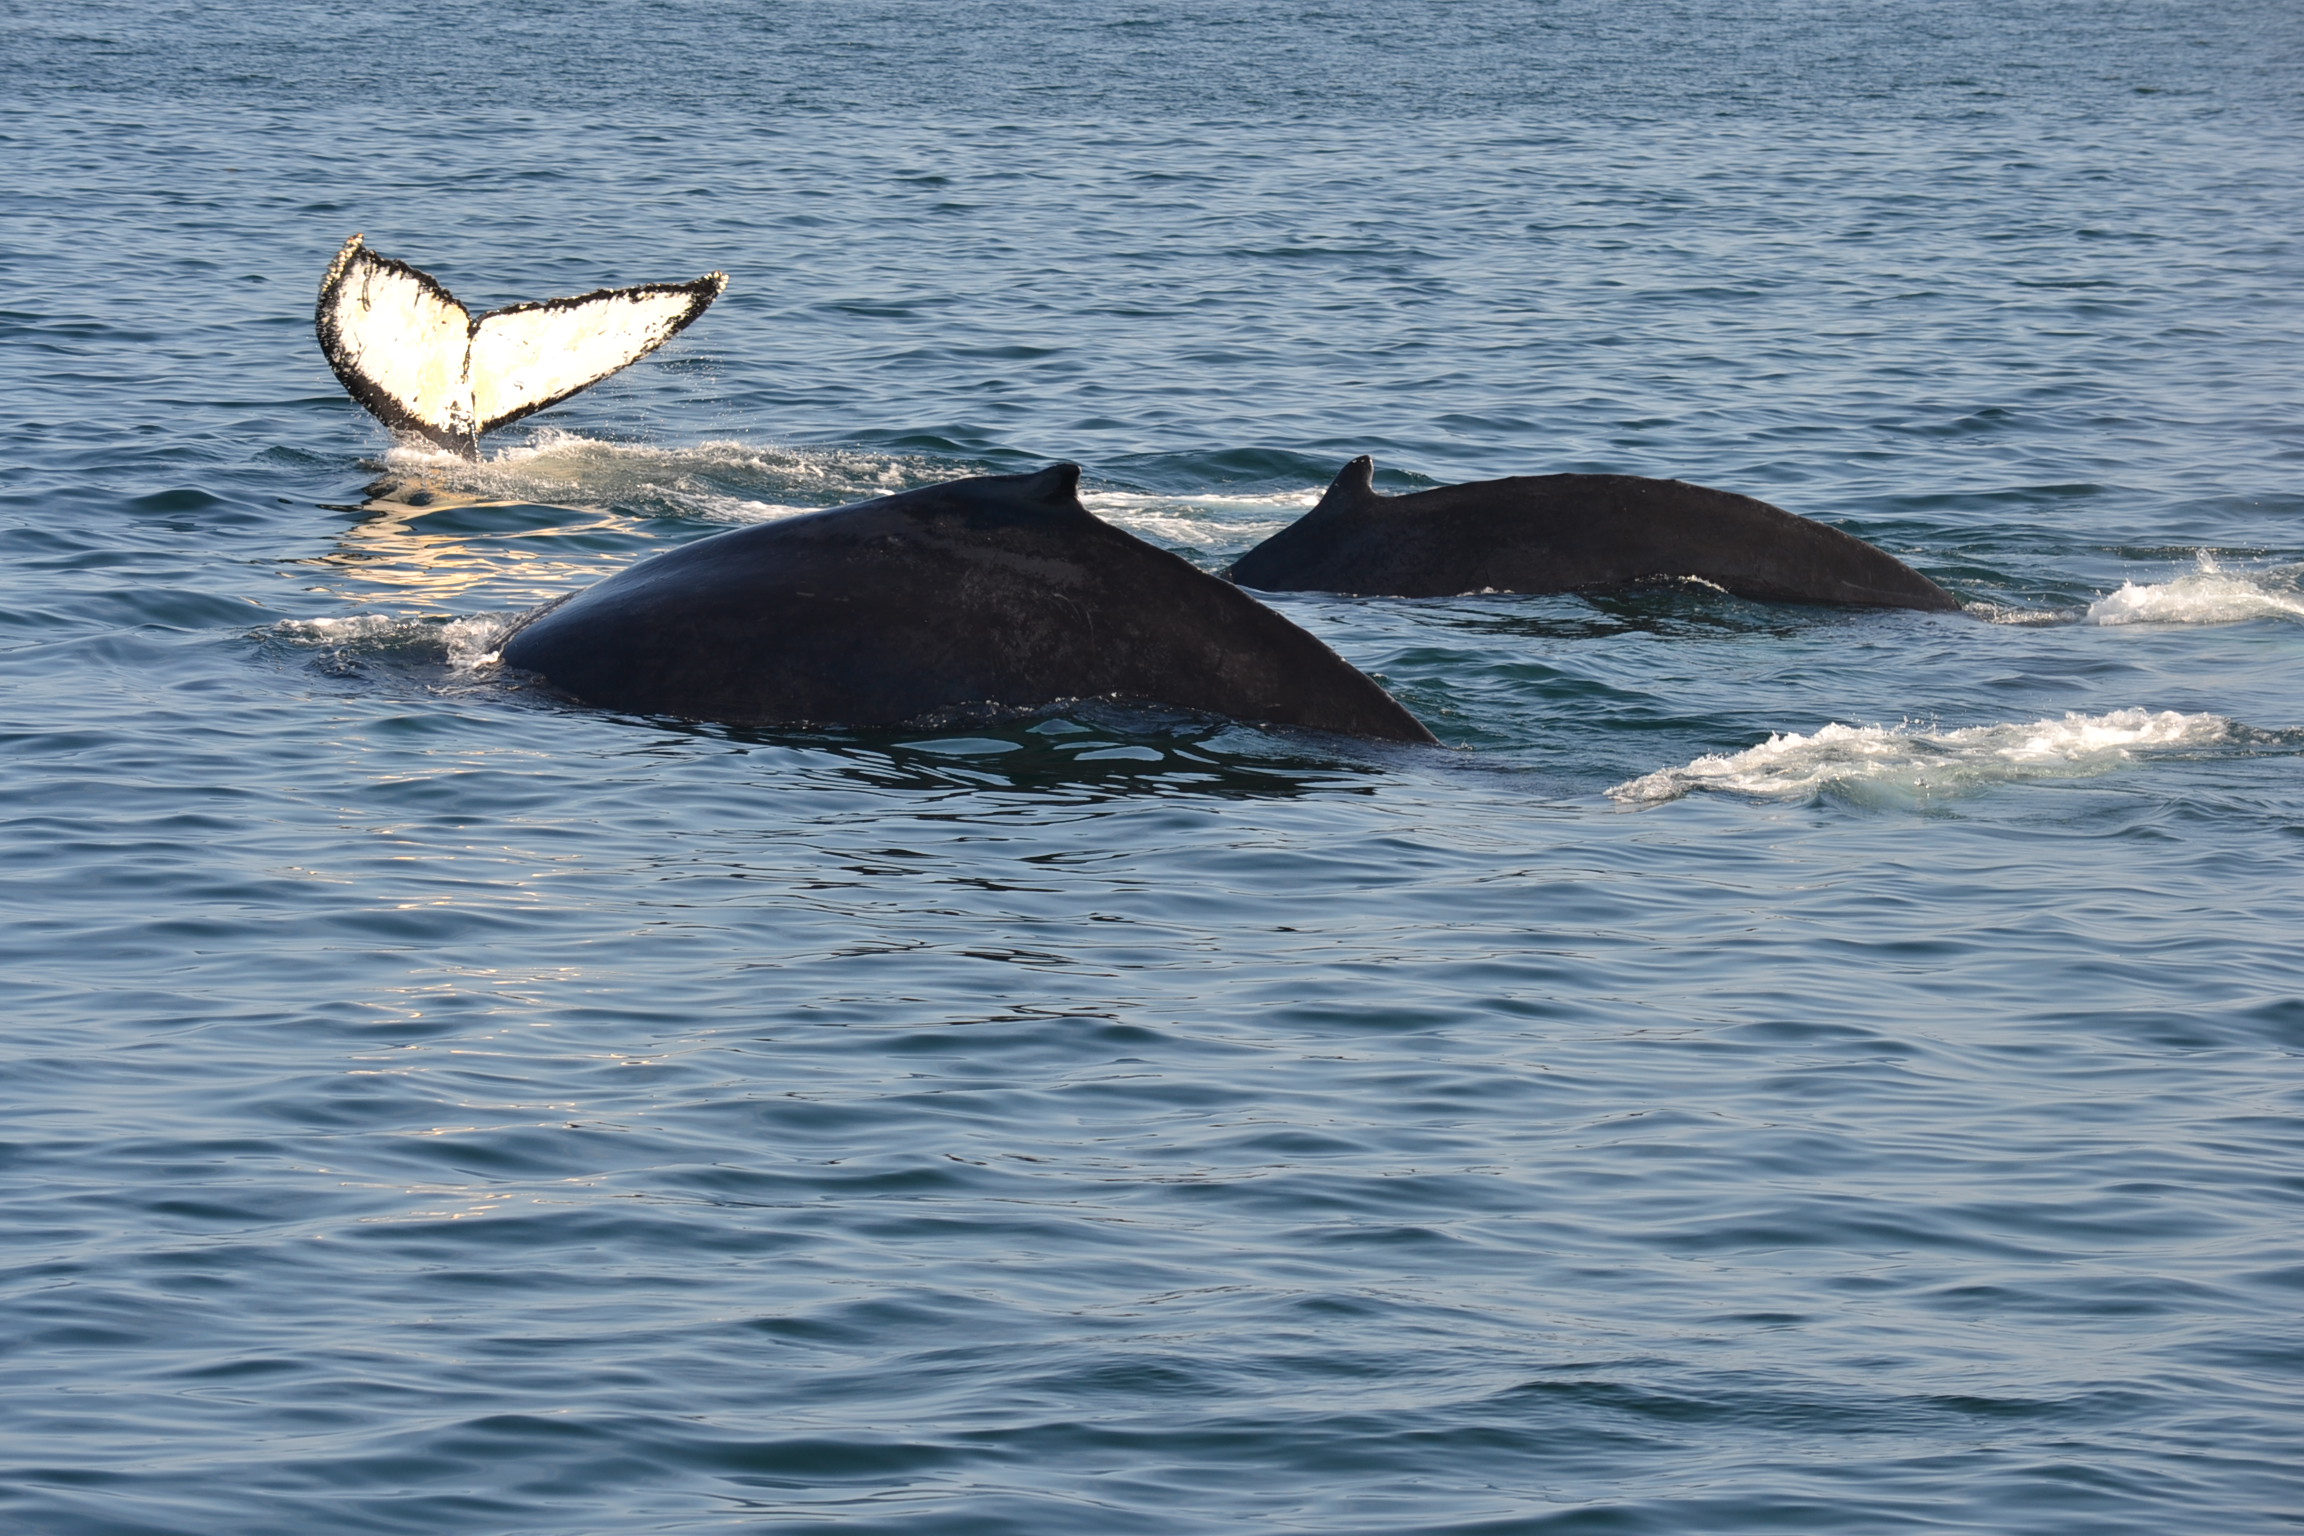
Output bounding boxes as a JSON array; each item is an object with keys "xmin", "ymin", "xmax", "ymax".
[
  {"xmin": 1083, "ymin": 488, "xmax": 1320, "ymax": 514},
  {"xmin": 375, "ymin": 437, "xmax": 1324, "ymax": 549},
  {"xmin": 439, "ymin": 616, "xmax": 512, "ymax": 670},
  {"xmin": 275, "ymin": 613, "xmax": 442, "ymax": 646},
  {"xmin": 380, "ymin": 431, "xmax": 929, "ymax": 521},
  {"xmin": 273, "ymin": 613, "xmax": 514, "ymax": 672},
  {"xmin": 1081, "ymin": 488, "xmax": 1316, "ymax": 550},
  {"xmin": 1968, "ymin": 601, "xmax": 2070, "ymax": 627},
  {"xmin": 1609, "ymin": 708, "xmax": 2229, "ymax": 808},
  {"xmin": 2085, "ymin": 553, "xmax": 2304, "ymax": 626}
]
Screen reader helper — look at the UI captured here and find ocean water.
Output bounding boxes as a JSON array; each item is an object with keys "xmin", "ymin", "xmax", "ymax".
[{"xmin": 4, "ymin": 3, "xmax": 2303, "ymax": 1532}]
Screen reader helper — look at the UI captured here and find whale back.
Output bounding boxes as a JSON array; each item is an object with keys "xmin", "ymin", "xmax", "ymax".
[
  {"xmin": 498, "ymin": 465, "xmax": 1436, "ymax": 742},
  {"xmin": 1227, "ymin": 457, "xmax": 1957, "ymax": 610}
]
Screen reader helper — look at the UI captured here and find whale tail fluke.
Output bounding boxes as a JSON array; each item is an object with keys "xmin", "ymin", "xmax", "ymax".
[{"xmin": 314, "ymin": 235, "xmax": 726, "ymax": 457}]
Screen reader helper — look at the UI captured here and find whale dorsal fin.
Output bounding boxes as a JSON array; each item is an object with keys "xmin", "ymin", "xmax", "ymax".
[
  {"xmin": 315, "ymin": 235, "xmax": 726, "ymax": 456},
  {"xmin": 1309, "ymin": 455, "xmax": 1380, "ymax": 516},
  {"xmin": 1017, "ymin": 461, "xmax": 1085, "ymax": 507}
]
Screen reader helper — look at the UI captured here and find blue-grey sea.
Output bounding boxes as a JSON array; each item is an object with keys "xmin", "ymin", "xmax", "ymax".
[{"xmin": 4, "ymin": 3, "xmax": 2303, "ymax": 1532}]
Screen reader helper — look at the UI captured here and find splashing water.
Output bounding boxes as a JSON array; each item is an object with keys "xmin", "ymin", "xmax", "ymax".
[
  {"xmin": 1081, "ymin": 488, "xmax": 1316, "ymax": 554},
  {"xmin": 1610, "ymin": 708, "xmax": 2231, "ymax": 808},
  {"xmin": 376, "ymin": 434, "xmax": 1321, "ymax": 557},
  {"xmin": 271, "ymin": 612, "xmax": 519, "ymax": 671},
  {"xmin": 378, "ymin": 431, "xmax": 945, "ymax": 522},
  {"xmin": 2085, "ymin": 553, "xmax": 2304, "ymax": 626}
]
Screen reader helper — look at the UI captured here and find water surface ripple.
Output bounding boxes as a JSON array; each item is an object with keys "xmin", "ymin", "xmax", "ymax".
[{"xmin": 2, "ymin": 3, "xmax": 2301, "ymax": 1532}]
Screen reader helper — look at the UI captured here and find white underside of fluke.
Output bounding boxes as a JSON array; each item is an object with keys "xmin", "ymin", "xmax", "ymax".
[{"xmin": 315, "ymin": 234, "xmax": 727, "ymax": 455}]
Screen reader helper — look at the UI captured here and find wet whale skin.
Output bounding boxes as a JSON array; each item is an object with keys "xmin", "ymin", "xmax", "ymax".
[
  {"xmin": 500, "ymin": 464, "xmax": 1437, "ymax": 743},
  {"xmin": 1228, "ymin": 457, "xmax": 1958, "ymax": 611}
]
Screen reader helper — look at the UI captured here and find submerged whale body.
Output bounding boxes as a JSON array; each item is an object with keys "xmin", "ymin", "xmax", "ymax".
[
  {"xmin": 497, "ymin": 465, "xmax": 1437, "ymax": 743},
  {"xmin": 315, "ymin": 235, "xmax": 726, "ymax": 457},
  {"xmin": 1227, "ymin": 457, "xmax": 1959, "ymax": 611}
]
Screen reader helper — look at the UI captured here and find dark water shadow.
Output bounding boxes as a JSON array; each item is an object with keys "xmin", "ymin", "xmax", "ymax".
[
  {"xmin": 638, "ymin": 699, "xmax": 1423, "ymax": 802},
  {"xmin": 247, "ymin": 607, "xmax": 1434, "ymax": 800},
  {"xmin": 1390, "ymin": 581, "xmax": 1921, "ymax": 641}
]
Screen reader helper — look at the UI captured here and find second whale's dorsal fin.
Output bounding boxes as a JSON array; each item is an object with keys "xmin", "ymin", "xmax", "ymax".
[
  {"xmin": 314, "ymin": 234, "xmax": 726, "ymax": 457},
  {"xmin": 1017, "ymin": 461, "xmax": 1085, "ymax": 507}
]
